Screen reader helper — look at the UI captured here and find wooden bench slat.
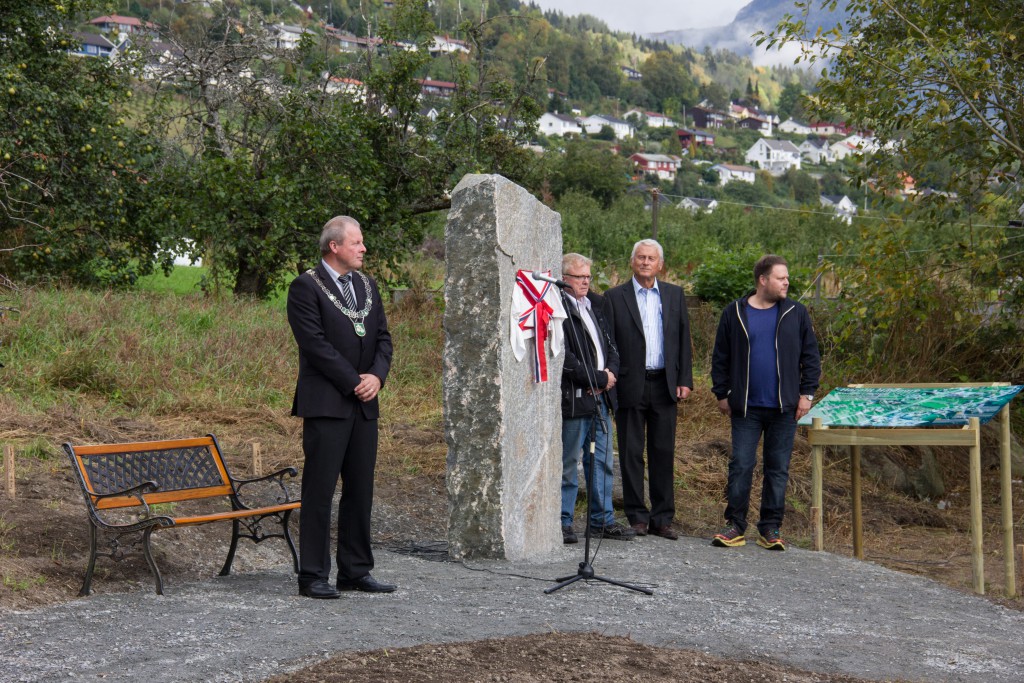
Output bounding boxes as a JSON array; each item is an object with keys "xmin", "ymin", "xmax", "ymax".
[
  {"xmin": 92, "ymin": 484, "xmax": 235, "ymax": 509},
  {"xmin": 171, "ymin": 502, "xmax": 302, "ymax": 526}
]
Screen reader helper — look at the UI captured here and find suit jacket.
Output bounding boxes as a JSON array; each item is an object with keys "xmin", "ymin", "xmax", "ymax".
[
  {"xmin": 287, "ymin": 263, "xmax": 392, "ymax": 420},
  {"xmin": 605, "ymin": 278, "xmax": 693, "ymax": 410}
]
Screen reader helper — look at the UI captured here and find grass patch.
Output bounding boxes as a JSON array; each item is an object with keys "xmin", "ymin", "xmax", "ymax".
[{"xmin": 137, "ymin": 266, "xmax": 206, "ymax": 296}]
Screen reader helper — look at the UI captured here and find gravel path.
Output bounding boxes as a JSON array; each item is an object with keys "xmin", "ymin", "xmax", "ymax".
[{"xmin": 2, "ymin": 536, "xmax": 1022, "ymax": 682}]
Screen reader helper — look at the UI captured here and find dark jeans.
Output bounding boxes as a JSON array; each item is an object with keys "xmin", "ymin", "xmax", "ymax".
[{"xmin": 725, "ymin": 406, "xmax": 797, "ymax": 535}]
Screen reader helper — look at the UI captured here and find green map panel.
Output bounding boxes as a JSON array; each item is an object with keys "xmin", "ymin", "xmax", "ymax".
[{"xmin": 799, "ymin": 386, "xmax": 1022, "ymax": 427}]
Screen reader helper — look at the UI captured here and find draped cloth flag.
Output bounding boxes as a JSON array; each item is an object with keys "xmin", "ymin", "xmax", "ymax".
[{"xmin": 510, "ymin": 269, "xmax": 567, "ymax": 382}]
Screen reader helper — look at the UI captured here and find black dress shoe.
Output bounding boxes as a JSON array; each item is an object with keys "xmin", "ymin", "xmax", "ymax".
[
  {"xmin": 648, "ymin": 524, "xmax": 679, "ymax": 540},
  {"xmin": 298, "ymin": 579, "xmax": 341, "ymax": 599},
  {"xmin": 337, "ymin": 574, "xmax": 397, "ymax": 593}
]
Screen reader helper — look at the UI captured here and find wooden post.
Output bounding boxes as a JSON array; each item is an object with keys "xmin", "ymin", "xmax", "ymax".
[
  {"xmin": 815, "ymin": 248, "xmax": 823, "ymax": 301},
  {"xmin": 651, "ymin": 188, "xmax": 660, "ymax": 240},
  {"xmin": 968, "ymin": 417, "xmax": 984, "ymax": 595},
  {"xmin": 1018, "ymin": 545, "xmax": 1024, "ymax": 593},
  {"xmin": 811, "ymin": 418, "xmax": 824, "ymax": 551},
  {"xmin": 851, "ymin": 445, "xmax": 863, "ymax": 560},
  {"xmin": 999, "ymin": 405, "xmax": 1016, "ymax": 598},
  {"xmin": 251, "ymin": 442, "xmax": 263, "ymax": 476},
  {"xmin": 4, "ymin": 445, "xmax": 14, "ymax": 499}
]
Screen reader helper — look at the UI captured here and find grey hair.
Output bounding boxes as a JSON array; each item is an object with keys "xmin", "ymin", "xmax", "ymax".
[
  {"xmin": 561, "ymin": 252, "xmax": 592, "ymax": 274},
  {"xmin": 630, "ymin": 239, "xmax": 664, "ymax": 262},
  {"xmin": 319, "ymin": 216, "xmax": 360, "ymax": 256}
]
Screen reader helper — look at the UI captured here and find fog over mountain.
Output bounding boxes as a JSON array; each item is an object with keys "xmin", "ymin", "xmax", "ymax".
[{"xmin": 649, "ymin": 0, "xmax": 849, "ymax": 64}]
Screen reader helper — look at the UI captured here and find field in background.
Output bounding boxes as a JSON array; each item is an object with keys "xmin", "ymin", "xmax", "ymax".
[{"xmin": 0, "ymin": 276, "xmax": 1021, "ymax": 610}]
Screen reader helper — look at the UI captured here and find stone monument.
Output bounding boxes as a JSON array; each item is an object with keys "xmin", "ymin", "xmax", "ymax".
[{"xmin": 444, "ymin": 174, "xmax": 563, "ymax": 560}]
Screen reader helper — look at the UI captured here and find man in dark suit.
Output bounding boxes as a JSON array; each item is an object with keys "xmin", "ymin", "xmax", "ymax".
[
  {"xmin": 287, "ymin": 215, "xmax": 395, "ymax": 599},
  {"xmin": 605, "ymin": 239, "xmax": 693, "ymax": 540}
]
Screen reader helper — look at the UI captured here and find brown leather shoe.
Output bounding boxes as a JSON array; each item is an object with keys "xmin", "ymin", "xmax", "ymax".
[
  {"xmin": 648, "ymin": 525, "xmax": 678, "ymax": 540},
  {"xmin": 630, "ymin": 523, "xmax": 648, "ymax": 537}
]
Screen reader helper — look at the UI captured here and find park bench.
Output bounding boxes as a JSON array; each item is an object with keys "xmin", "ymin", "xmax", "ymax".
[{"xmin": 64, "ymin": 434, "xmax": 301, "ymax": 596}]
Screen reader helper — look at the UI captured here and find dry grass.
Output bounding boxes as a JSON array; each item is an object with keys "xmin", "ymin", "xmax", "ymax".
[{"xmin": 1, "ymin": 285, "xmax": 1022, "ymax": 610}]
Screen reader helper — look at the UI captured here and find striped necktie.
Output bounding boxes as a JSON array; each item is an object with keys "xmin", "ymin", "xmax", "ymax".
[{"xmin": 338, "ymin": 273, "xmax": 357, "ymax": 310}]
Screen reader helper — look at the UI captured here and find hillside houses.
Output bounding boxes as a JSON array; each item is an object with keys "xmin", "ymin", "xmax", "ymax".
[
  {"xmin": 745, "ymin": 138, "xmax": 801, "ymax": 174},
  {"xmin": 629, "ymin": 153, "xmax": 683, "ymax": 181},
  {"xmin": 89, "ymin": 14, "xmax": 158, "ymax": 39},
  {"xmin": 712, "ymin": 163, "xmax": 757, "ymax": 185},
  {"xmin": 799, "ymin": 138, "xmax": 834, "ymax": 165},
  {"xmin": 677, "ymin": 197, "xmax": 718, "ymax": 213},
  {"xmin": 820, "ymin": 194, "xmax": 858, "ymax": 223},
  {"xmin": 677, "ymin": 128, "xmax": 714, "ymax": 148},
  {"xmin": 778, "ymin": 118, "xmax": 812, "ymax": 135},
  {"xmin": 690, "ymin": 105, "xmax": 727, "ymax": 130},
  {"xmin": 537, "ymin": 112, "xmax": 582, "ymax": 137},
  {"xmin": 580, "ymin": 114, "xmax": 634, "ymax": 140}
]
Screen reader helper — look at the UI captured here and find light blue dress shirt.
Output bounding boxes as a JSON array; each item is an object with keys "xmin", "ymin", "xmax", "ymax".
[{"xmin": 632, "ymin": 277, "xmax": 664, "ymax": 370}]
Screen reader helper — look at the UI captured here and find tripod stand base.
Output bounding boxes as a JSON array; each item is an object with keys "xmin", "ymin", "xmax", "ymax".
[{"xmin": 545, "ymin": 561, "xmax": 653, "ymax": 595}]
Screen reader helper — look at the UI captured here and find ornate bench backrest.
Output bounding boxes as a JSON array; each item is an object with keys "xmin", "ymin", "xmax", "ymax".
[{"xmin": 65, "ymin": 436, "xmax": 234, "ymax": 510}]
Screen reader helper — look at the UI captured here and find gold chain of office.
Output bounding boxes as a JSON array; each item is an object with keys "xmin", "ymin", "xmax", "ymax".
[{"xmin": 306, "ymin": 269, "xmax": 373, "ymax": 337}]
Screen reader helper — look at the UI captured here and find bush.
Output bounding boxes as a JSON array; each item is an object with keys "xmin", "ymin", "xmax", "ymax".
[{"xmin": 691, "ymin": 247, "xmax": 763, "ymax": 305}]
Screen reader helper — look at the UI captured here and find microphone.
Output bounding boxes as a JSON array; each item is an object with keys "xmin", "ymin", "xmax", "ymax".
[{"xmin": 531, "ymin": 271, "xmax": 572, "ymax": 289}]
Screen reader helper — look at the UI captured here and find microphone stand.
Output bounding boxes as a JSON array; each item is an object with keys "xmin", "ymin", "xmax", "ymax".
[{"xmin": 545, "ymin": 284, "xmax": 651, "ymax": 596}]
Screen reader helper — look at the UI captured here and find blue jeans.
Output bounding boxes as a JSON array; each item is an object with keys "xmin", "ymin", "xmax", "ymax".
[
  {"xmin": 561, "ymin": 401, "xmax": 615, "ymax": 528},
  {"xmin": 725, "ymin": 406, "xmax": 797, "ymax": 535}
]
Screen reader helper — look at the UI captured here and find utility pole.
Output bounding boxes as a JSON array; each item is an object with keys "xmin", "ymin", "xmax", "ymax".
[{"xmin": 651, "ymin": 188, "xmax": 660, "ymax": 240}]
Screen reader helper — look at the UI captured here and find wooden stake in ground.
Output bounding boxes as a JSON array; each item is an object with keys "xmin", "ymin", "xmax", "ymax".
[
  {"xmin": 4, "ymin": 444, "xmax": 14, "ymax": 499},
  {"xmin": 251, "ymin": 442, "xmax": 263, "ymax": 476}
]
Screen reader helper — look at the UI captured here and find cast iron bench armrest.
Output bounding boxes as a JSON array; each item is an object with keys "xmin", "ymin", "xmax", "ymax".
[
  {"xmin": 85, "ymin": 481, "xmax": 176, "ymax": 532},
  {"xmin": 230, "ymin": 466, "xmax": 299, "ymax": 509}
]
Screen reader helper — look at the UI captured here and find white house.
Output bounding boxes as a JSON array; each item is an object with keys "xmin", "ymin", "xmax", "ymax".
[
  {"xmin": 799, "ymin": 138, "xmax": 834, "ymax": 165},
  {"xmin": 745, "ymin": 138, "xmax": 802, "ymax": 174},
  {"xmin": 778, "ymin": 118, "xmax": 812, "ymax": 135},
  {"xmin": 677, "ymin": 197, "xmax": 719, "ymax": 213},
  {"xmin": 629, "ymin": 153, "xmax": 683, "ymax": 181},
  {"xmin": 711, "ymin": 163, "xmax": 757, "ymax": 185},
  {"xmin": 537, "ymin": 112, "xmax": 582, "ymax": 137},
  {"xmin": 580, "ymin": 114, "xmax": 634, "ymax": 140},
  {"xmin": 645, "ymin": 112, "xmax": 676, "ymax": 128},
  {"xmin": 829, "ymin": 134, "xmax": 879, "ymax": 161},
  {"xmin": 429, "ymin": 35, "xmax": 470, "ymax": 55},
  {"xmin": 324, "ymin": 76, "xmax": 366, "ymax": 100},
  {"xmin": 269, "ymin": 24, "xmax": 316, "ymax": 50},
  {"xmin": 820, "ymin": 194, "xmax": 858, "ymax": 223}
]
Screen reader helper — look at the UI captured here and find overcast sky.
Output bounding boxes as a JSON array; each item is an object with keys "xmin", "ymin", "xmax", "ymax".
[{"xmin": 527, "ymin": 0, "xmax": 750, "ymax": 34}]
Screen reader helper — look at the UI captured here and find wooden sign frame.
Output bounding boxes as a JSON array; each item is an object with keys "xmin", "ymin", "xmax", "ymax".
[{"xmin": 807, "ymin": 382, "xmax": 1016, "ymax": 597}]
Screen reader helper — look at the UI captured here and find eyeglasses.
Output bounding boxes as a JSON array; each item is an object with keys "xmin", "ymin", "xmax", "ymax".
[{"xmin": 564, "ymin": 274, "xmax": 592, "ymax": 281}]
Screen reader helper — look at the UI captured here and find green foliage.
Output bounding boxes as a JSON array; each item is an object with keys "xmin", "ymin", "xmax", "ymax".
[
  {"xmin": 640, "ymin": 51, "xmax": 698, "ymax": 111},
  {"xmin": 691, "ymin": 247, "xmax": 762, "ymax": 305},
  {"xmin": 546, "ymin": 142, "xmax": 631, "ymax": 209},
  {"xmin": 145, "ymin": 0, "xmax": 541, "ymax": 299},
  {"xmin": 0, "ymin": 0, "xmax": 163, "ymax": 287}
]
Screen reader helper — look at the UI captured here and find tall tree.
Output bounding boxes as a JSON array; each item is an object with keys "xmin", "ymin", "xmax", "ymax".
[
  {"xmin": 1, "ymin": 0, "xmax": 161, "ymax": 286},
  {"xmin": 148, "ymin": 0, "xmax": 541, "ymax": 298},
  {"xmin": 764, "ymin": 1, "xmax": 1024, "ymax": 199},
  {"xmin": 640, "ymin": 51, "xmax": 697, "ymax": 113}
]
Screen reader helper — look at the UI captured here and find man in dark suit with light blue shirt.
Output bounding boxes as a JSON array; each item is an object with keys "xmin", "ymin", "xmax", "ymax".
[
  {"xmin": 287, "ymin": 215, "xmax": 396, "ymax": 599},
  {"xmin": 605, "ymin": 239, "xmax": 693, "ymax": 540}
]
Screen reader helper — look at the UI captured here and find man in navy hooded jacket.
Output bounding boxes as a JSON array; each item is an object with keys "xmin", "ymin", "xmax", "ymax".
[{"xmin": 710, "ymin": 255, "xmax": 820, "ymax": 551}]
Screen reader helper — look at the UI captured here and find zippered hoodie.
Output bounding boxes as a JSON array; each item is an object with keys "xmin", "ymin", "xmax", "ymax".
[{"xmin": 710, "ymin": 291, "xmax": 821, "ymax": 416}]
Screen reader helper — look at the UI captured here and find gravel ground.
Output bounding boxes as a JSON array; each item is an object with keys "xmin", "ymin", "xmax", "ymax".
[{"xmin": 2, "ymin": 535, "xmax": 1023, "ymax": 683}]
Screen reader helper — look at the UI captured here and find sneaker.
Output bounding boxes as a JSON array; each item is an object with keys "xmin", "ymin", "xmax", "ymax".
[
  {"xmin": 590, "ymin": 522, "xmax": 636, "ymax": 541},
  {"xmin": 711, "ymin": 524, "xmax": 746, "ymax": 547},
  {"xmin": 757, "ymin": 528, "xmax": 786, "ymax": 551},
  {"xmin": 562, "ymin": 525, "xmax": 578, "ymax": 544}
]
